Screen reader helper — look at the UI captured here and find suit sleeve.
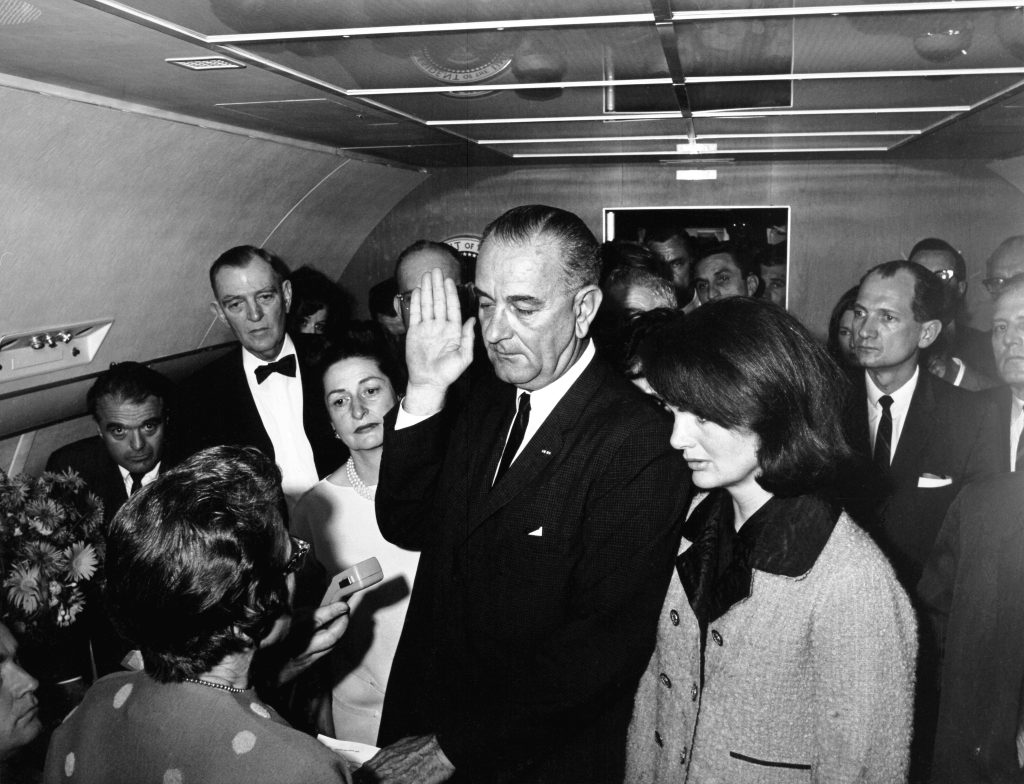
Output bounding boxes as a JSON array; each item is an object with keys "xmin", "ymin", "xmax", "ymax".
[
  {"xmin": 917, "ymin": 488, "xmax": 968, "ymax": 659},
  {"xmin": 435, "ymin": 415, "xmax": 690, "ymax": 777},
  {"xmin": 375, "ymin": 403, "xmax": 458, "ymax": 552}
]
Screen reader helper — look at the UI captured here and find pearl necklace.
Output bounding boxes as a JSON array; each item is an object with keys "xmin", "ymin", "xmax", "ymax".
[
  {"xmin": 345, "ymin": 458, "xmax": 376, "ymax": 502},
  {"xmin": 182, "ymin": 677, "xmax": 248, "ymax": 694}
]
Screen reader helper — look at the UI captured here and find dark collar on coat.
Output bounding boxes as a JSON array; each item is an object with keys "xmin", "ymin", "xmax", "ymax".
[{"xmin": 677, "ymin": 490, "xmax": 841, "ymax": 628}]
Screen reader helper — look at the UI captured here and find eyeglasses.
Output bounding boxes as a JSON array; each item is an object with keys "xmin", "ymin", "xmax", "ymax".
[
  {"xmin": 283, "ymin": 536, "xmax": 310, "ymax": 575},
  {"xmin": 932, "ymin": 269, "xmax": 957, "ymax": 282},
  {"xmin": 983, "ymin": 271, "xmax": 1024, "ymax": 295},
  {"xmin": 396, "ymin": 283, "xmax": 476, "ymax": 310}
]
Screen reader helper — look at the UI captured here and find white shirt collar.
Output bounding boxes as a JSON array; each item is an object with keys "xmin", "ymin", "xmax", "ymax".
[
  {"xmin": 865, "ymin": 365, "xmax": 919, "ymax": 411},
  {"xmin": 241, "ymin": 334, "xmax": 296, "ymax": 376},
  {"xmin": 118, "ymin": 462, "xmax": 161, "ymax": 493},
  {"xmin": 516, "ymin": 340, "xmax": 595, "ymax": 412}
]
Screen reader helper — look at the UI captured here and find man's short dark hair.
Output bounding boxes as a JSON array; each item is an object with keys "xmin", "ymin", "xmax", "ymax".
[
  {"xmin": 481, "ymin": 205, "xmax": 600, "ymax": 291},
  {"xmin": 640, "ymin": 298, "xmax": 852, "ymax": 496},
  {"xmin": 644, "ymin": 223, "xmax": 694, "ymax": 254},
  {"xmin": 104, "ymin": 445, "xmax": 291, "ymax": 682},
  {"xmin": 860, "ymin": 260, "xmax": 946, "ymax": 323},
  {"xmin": 908, "ymin": 238, "xmax": 966, "ymax": 281},
  {"xmin": 393, "ymin": 240, "xmax": 463, "ymax": 282},
  {"xmin": 86, "ymin": 362, "xmax": 172, "ymax": 420},
  {"xmin": 369, "ymin": 278, "xmax": 399, "ymax": 319},
  {"xmin": 696, "ymin": 243, "xmax": 759, "ymax": 279},
  {"xmin": 209, "ymin": 245, "xmax": 291, "ymax": 294}
]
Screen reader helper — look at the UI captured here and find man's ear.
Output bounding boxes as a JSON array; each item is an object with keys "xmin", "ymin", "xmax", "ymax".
[
  {"xmin": 210, "ymin": 301, "xmax": 227, "ymax": 326},
  {"xmin": 745, "ymin": 274, "xmax": 760, "ymax": 297},
  {"xmin": 918, "ymin": 319, "xmax": 942, "ymax": 349},
  {"xmin": 574, "ymin": 285, "xmax": 603, "ymax": 338},
  {"xmin": 282, "ymin": 279, "xmax": 293, "ymax": 314}
]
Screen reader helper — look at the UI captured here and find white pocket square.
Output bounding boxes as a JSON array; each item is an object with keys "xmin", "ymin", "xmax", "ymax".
[
  {"xmin": 528, "ymin": 527, "xmax": 544, "ymax": 537},
  {"xmin": 917, "ymin": 474, "xmax": 953, "ymax": 488}
]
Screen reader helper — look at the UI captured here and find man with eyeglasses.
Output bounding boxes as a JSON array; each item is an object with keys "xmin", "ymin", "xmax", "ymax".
[
  {"xmin": 984, "ymin": 236, "xmax": 1024, "ymax": 297},
  {"xmin": 909, "ymin": 238, "xmax": 997, "ymax": 383},
  {"xmin": 394, "ymin": 241, "xmax": 467, "ymax": 330}
]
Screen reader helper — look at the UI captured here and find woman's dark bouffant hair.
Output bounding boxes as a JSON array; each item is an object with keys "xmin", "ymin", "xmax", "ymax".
[
  {"xmin": 317, "ymin": 320, "xmax": 407, "ymax": 397},
  {"xmin": 104, "ymin": 446, "xmax": 292, "ymax": 682},
  {"xmin": 640, "ymin": 298, "xmax": 853, "ymax": 496}
]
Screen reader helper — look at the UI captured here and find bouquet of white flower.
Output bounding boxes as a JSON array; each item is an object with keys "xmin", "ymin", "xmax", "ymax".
[{"xmin": 0, "ymin": 468, "xmax": 104, "ymax": 636}]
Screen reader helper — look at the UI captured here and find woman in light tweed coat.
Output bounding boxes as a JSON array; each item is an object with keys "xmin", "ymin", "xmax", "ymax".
[{"xmin": 626, "ymin": 299, "xmax": 916, "ymax": 784}]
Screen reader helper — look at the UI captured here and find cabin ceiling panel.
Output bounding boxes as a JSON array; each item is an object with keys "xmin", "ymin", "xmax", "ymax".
[{"xmin": 0, "ymin": 0, "xmax": 1022, "ymax": 165}]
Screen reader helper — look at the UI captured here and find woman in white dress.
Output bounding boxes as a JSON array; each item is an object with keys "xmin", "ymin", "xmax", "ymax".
[{"xmin": 292, "ymin": 327, "xmax": 417, "ymax": 746}]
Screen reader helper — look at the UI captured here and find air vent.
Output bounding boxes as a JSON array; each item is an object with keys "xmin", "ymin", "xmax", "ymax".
[
  {"xmin": 166, "ymin": 56, "xmax": 245, "ymax": 71},
  {"xmin": 0, "ymin": 0, "xmax": 40, "ymax": 25}
]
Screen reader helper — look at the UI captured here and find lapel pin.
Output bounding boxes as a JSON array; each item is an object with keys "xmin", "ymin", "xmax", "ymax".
[{"xmin": 541, "ymin": 449, "xmax": 552, "ymax": 455}]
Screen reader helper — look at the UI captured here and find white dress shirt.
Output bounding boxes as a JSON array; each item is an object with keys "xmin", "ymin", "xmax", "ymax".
[
  {"xmin": 865, "ymin": 366, "xmax": 919, "ymax": 460},
  {"xmin": 242, "ymin": 335, "xmax": 319, "ymax": 503},
  {"xmin": 1010, "ymin": 396, "xmax": 1024, "ymax": 471},
  {"xmin": 118, "ymin": 462, "xmax": 160, "ymax": 497},
  {"xmin": 396, "ymin": 341, "xmax": 597, "ymax": 475}
]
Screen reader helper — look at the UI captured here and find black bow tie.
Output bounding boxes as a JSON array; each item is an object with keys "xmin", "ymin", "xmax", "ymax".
[{"xmin": 254, "ymin": 354, "xmax": 296, "ymax": 384}]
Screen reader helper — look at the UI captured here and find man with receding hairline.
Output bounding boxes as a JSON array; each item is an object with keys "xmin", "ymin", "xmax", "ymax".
[
  {"xmin": 362, "ymin": 205, "xmax": 689, "ymax": 784},
  {"xmin": 180, "ymin": 245, "xmax": 344, "ymax": 506}
]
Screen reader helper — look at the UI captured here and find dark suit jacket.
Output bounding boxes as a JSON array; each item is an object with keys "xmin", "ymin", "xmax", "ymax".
[
  {"xmin": 980, "ymin": 385, "xmax": 1014, "ymax": 473},
  {"xmin": 375, "ymin": 356, "xmax": 691, "ymax": 784},
  {"xmin": 46, "ymin": 437, "xmax": 127, "ymax": 525},
  {"xmin": 918, "ymin": 473, "xmax": 1024, "ymax": 783},
  {"xmin": 179, "ymin": 347, "xmax": 345, "ymax": 477},
  {"xmin": 840, "ymin": 369, "xmax": 1000, "ymax": 589}
]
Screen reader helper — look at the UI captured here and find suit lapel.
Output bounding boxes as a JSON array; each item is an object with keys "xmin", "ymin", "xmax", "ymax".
[
  {"xmin": 998, "ymin": 386, "xmax": 1014, "ymax": 472},
  {"xmin": 890, "ymin": 371, "xmax": 936, "ymax": 479},
  {"xmin": 462, "ymin": 357, "xmax": 606, "ymax": 540},
  {"xmin": 229, "ymin": 350, "xmax": 274, "ymax": 455}
]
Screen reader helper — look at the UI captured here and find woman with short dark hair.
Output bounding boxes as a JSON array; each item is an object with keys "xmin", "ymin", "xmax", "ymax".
[
  {"xmin": 43, "ymin": 446, "xmax": 351, "ymax": 784},
  {"xmin": 625, "ymin": 298, "xmax": 916, "ymax": 783}
]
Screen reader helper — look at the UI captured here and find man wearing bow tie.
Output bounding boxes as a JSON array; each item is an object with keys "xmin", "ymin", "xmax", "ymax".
[{"xmin": 181, "ymin": 246, "xmax": 344, "ymax": 507}]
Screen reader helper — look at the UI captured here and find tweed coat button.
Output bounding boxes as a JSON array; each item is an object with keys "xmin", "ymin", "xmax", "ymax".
[
  {"xmin": 669, "ymin": 609, "xmax": 680, "ymax": 626},
  {"xmin": 690, "ymin": 683, "xmax": 698, "ymax": 701},
  {"xmin": 680, "ymin": 748, "xmax": 688, "ymax": 765},
  {"xmin": 711, "ymin": 629, "xmax": 723, "ymax": 646},
  {"xmin": 659, "ymin": 673, "xmax": 672, "ymax": 688},
  {"xmin": 654, "ymin": 731, "xmax": 663, "ymax": 747}
]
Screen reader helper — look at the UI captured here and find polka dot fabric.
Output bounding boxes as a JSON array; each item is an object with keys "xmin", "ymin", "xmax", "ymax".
[{"xmin": 42, "ymin": 671, "xmax": 351, "ymax": 783}]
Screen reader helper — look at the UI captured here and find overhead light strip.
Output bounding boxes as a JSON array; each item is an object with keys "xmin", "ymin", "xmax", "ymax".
[
  {"xmin": 671, "ymin": 0, "xmax": 1024, "ymax": 21},
  {"xmin": 513, "ymin": 147, "xmax": 890, "ymax": 158},
  {"xmin": 205, "ymin": 14, "xmax": 654, "ymax": 44},
  {"xmin": 428, "ymin": 107, "xmax": 968, "ymax": 125},
  {"xmin": 355, "ymin": 68, "xmax": 1024, "ymax": 97},
  {"xmin": 201, "ymin": 1, "xmax": 1024, "ymax": 44},
  {"xmin": 480, "ymin": 130, "xmax": 921, "ymax": 144}
]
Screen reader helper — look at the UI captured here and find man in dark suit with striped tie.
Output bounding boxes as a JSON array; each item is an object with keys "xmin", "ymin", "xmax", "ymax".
[
  {"xmin": 47, "ymin": 361, "xmax": 174, "ymax": 524},
  {"xmin": 364, "ymin": 206, "xmax": 690, "ymax": 784},
  {"xmin": 840, "ymin": 260, "xmax": 998, "ymax": 589}
]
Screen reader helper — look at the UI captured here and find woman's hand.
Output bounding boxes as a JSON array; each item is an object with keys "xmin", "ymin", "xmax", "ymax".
[{"xmin": 275, "ymin": 601, "xmax": 350, "ymax": 685}]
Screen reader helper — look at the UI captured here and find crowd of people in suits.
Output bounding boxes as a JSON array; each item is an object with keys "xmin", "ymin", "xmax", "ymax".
[{"xmin": 5, "ymin": 204, "xmax": 1024, "ymax": 784}]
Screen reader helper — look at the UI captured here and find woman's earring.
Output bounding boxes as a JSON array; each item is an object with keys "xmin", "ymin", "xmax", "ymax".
[{"xmin": 332, "ymin": 428, "xmax": 341, "ymax": 440}]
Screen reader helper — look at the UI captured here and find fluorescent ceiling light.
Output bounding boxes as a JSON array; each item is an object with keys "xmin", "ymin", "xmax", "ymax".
[
  {"xmin": 677, "ymin": 143, "xmax": 718, "ymax": 153},
  {"xmin": 350, "ymin": 67, "xmax": 1024, "ymax": 97},
  {"xmin": 512, "ymin": 147, "xmax": 890, "ymax": 158},
  {"xmin": 348, "ymin": 78, "xmax": 670, "ymax": 96},
  {"xmin": 166, "ymin": 56, "xmax": 245, "ymax": 71},
  {"xmin": 205, "ymin": 14, "xmax": 654, "ymax": 43},
  {"xmin": 677, "ymin": 170, "xmax": 718, "ymax": 181},
  {"xmin": 430, "ymin": 107, "xmax": 966, "ymax": 126},
  {"xmin": 480, "ymin": 130, "xmax": 920, "ymax": 143},
  {"xmin": 671, "ymin": 0, "xmax": 1024, "ymax": 21}
]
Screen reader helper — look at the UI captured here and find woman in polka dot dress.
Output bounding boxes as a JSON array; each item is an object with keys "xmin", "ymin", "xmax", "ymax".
[{"xmin": 42, "ymin": 446, "xmax": 352, "ymax": 784}]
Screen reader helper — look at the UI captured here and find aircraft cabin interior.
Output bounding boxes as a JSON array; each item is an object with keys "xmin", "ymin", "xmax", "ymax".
[{"xmin": 3, "ymin": 0, "xmax": 1024, "ymax": 474}]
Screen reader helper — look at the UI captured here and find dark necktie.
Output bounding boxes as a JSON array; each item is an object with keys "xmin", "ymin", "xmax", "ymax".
[
  {"xmin": 494, "ymin": 392, "xmax": 531, "ymax": 486},
  {"xmin": 129, "ymin": 473, "xmax": 145, "ymax": 495},
  {"xmin": 1015, "ymin": 425, "xmax": 1024, "ymax": 472},
  {"xmin": 254, "ymin": 354, "xmax": 297, "ymax": 384},
  {"xmin": 873, "ymin": 395, "xmax": 894, "ymax": 469}
]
